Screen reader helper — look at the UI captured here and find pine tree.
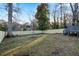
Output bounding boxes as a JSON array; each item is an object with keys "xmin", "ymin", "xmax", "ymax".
[{"xmin": 35, "ymin": 3, "xmax": 49, "ymax": 30}]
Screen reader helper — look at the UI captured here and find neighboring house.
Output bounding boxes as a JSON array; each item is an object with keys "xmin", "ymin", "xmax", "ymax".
[
  {"xmin": 22, "ymin": 22, "xmax": 31, "ymax": 31},
  {"xmin": 5, "ymin": 21, "xmax": 22, "ymax": 31},
  {"xmin": 12, "ymin": 22, "xmax": 22, "ymax": 31},
  {"xmin": 6, "ymin": 22, "xmax": 30, "ymax": 31},
  {"xmin": 1, "ymin": 20, "xmax": 32, "ymax": 31}
]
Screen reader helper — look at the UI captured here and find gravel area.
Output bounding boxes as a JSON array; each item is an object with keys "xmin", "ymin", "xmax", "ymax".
[
  {"xmin": 17, "ymin": 34, "xmax": 79, "ymax": 56},
  {"xmin": 0, "ymin": 34, "xmax": 42, "ymax": 55},
  {"xmin": 0, "ymin": 33, "xmax": 79, "ymax": 56}
]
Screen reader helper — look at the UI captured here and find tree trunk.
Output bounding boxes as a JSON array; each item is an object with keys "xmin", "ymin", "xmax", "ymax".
[
  {"xmin": 54, "ymin": 12, "xmax": 56, "ymax": 29},
  {"xmin": 60, "ymin": 3, "xmax": 63, "ymax": 27},
  {"xmin": 7, "ymin": 3, "xmax": 13, "ymax": 37},
  {"xmin": 63, "ymin": 14, "xmax": 66, "ymax": 28}
]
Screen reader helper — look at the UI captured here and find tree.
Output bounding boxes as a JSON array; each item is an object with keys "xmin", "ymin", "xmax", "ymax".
[
  {"xmin": 58, "ymin": 3, "xmax": 68, "ymax": 28},
  {"xmin": 52, "ymin": 4, "xmax": 59, "ymax": 29},
  {"xmin": 50, "ymin": 22, "xmax": 54, "ymax": 29},
  {"xmin": 56, "ymin": 17, "xmax": 59, "ymax": 29},
  {"xmin": 35, "ymin": 3, "xmax": 49, "ymax": 30},
  {"xmin": 7, "ymin": 3, "xmax": 13, "ymax": 36},
  {"xmin": 50, "ymin": 4, "xmax": 60, "ymax": 29},
  {"xmin": 52, "ymin": 8, "xmax": 56, "ymax": 29},
  {"xmin": 63, "ymin": 13, "xmax": 67, "ymax": 28},
  {"xmin": 70, "ymin": 3, "xmax": 79, "ymax": 25},
  {"xmin": 60, "ymin": 3, "xmax": 63, "ymax": 27},
  {"xmin": 6, "ymin": 3, "xmax": 21, "ymax": 36},
  {"xmin": 30, "ymin": 19, "xmax": 38, "ymax": 30}
]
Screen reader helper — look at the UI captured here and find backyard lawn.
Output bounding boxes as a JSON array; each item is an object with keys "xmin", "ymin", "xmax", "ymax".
[{"xmin": 0, "ymin": 34, "xmax": 79, "ymax": 56}]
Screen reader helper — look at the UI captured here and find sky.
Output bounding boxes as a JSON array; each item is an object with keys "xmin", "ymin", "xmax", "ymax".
[
  {"xmin": 18, "ymin": 3, "xmax": 40, "ymax": 24},
  {"xmin": 17, "ymin": 3, "xmax": 56, "ymax": 24},
  {"xmin": 0, "ymin": 3, "xmax": 71, "ymax": 24}
]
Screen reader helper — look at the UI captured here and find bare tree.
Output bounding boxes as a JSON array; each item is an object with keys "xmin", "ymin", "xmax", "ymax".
[
  {"xmin": 58, "ymin": 3, "xmax": 68, "ymax": 28},
  {"xmin": 70, "ymin": 3, "xmax": 79, "ymax": 25},
  {"xmin": 53, "ymin": 9, "xmax": 56, "ymax": 29},
  {"xmin": 51, "ymin": 4, "xmax": 58, "ymax": 29},
  {"xmin": 7, "ymin": 3, "xmax": 13, "ymax": 36},
  {"xmin": 7, "ymin": 3, "xmax": 21, "ymax": 36},
  {"xmin": 60, "ymin": 3, "xmax": 63, "ymax": 27},
  {"xmin": 63, "ymin": 13, "xmax": 67, "ymax": 28}
]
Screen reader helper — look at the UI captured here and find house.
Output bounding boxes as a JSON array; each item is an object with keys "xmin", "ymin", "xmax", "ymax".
[
  {"xmin": 22, "ymin": 22, "xmax": 31, "ymax": 31},
  {"xmin": 12, "ymin": 22, "xmax": 22, "ymax": 31}
]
